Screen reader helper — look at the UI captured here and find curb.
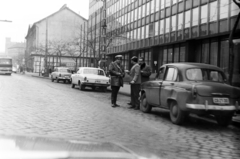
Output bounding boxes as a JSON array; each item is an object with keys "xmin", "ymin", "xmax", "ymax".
[
  {"xmin": 31, "ymin": 75, "xmax": 50, "ymax": 80},
  {"xmin": 107, "ymin": 87, "xmax": 130, "ymax": 97}
]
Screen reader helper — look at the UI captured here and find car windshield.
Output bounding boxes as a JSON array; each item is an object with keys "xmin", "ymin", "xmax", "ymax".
[
  {"xmin": 186, "ymin": 68, "xmax": 225, "ymax": 82},
  {"xmin": 83, "ymin": 69, "xmax": 105, "ymax": 76}
]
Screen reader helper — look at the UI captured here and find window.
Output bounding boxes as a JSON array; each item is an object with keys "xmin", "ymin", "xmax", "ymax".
[
  {"xmin": 180, "ymin": 46, "xmax": 185, "ymax": 62},
  {"xmin": 155, "ymin": 21, "xmax": 159, "ymax": 36},
  {"xmin": 210, "ymin": 41, "xmax": 218, "ymax": 66},
  {"xmin": 192, "ymin": 7, "xmax": 199, "ymax": 26},
  {"xmin": 220, "ymin": 40, "xmax": 229, "ymax": 75},
  {"xmin": 174, "ymin": 46, "xmax": 179, "ymax": 62},
  {"xmin": 146, "ymin": 2, "xmax": 150, "ymax": 16},
  {"xmin": 202, "ymin": 41, "xmax": 209, "ymax": 64},
  {"xmin": 231, "ymin": 1, "xmax": 239, "ymax": 16},
  {"xmin": 185, "ymin": 10, "xmax": 191, "ymax": 28},
  {"xmin": 209, "ymin": 1, "xmax": 218, "ymax": 22},
  {"xmin": 160, "ymin": 19, "xmax": 165, "ymax": 34},
  {"xmin": 142, "ymin": 4, "xmax": 146, "ymax": 17},
  {"xmin": 165, "ymin": 67, "xmax": 178, "ymax": 81},
  {"xmin": 157, "ymin": 67, "xmax": 165, "ymax": 80},
  {"xmin": 220, "ymin": 0, "xmax": 229, "ymax": 19},
  {"xmin": 148, "ymin": 23, "xmax": 153, "ymax": 37},
  {"xmin": 168, "ymin": 48, "xmax": 173, "ymax": 63},
  {"xmin": 141, "ymin": 26, "xmax": 145, "ymax": 39},
  {"xmin": 201, "ymin": 5, "xmax": 208, "ymax": 24},
  {"xmin": 165, "ymin": 17, "xmax": 170, "ymax": 33},
  {"xmin": 161, "ymin": 0, "xmax": 165, "ymax": 9},
  {"xmin": 138, "ymin": 6, "xmax": 142, "ymax": 19},
  {"xmin": 178, "ymin": 13, "xmax": 183, "ymax": 30},
  {"xmin": 151, "ymin": 0, "xmax": 155, "ymax": 14},
  {"xmin": 171, "ymin": 15, "xmax": 177, "ymax": 31}
]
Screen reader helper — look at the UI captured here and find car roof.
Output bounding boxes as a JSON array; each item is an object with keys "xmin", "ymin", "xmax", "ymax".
[
  {"xmin": 56, "ymin": 67, "xmax": 69, "ymax": 69},
  {"xmin": 79, "ymin": 67, "xmax": 104, "ymax": 70},
  {"xmin": 162, "ymin": 62, "xmax": 222, "ymax": 71}
]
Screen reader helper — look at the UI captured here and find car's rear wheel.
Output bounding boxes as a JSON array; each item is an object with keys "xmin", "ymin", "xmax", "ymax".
[
  {"xmin": 215, "ymin": 114, "xmax": 233, "ymax": 127},
  {"xmin": 64, "ymin": 80, "xmax": 66, "ymax": 84},
  {"xmin": 71, "ymin": 82, "xmax": 75, "ymax": 88},
  {"xmin": 101, "ymin": 87, "xmax": 107, "ymax": 92},
  {"xmin": 79, "ymin": 81, "xmax": 84, "ymax": 90},
  {"xmin": 169, "ymin": 101, "xmax": 186, "ymax": 125},
  {"xmin": 56, "ymin": 78, "xmax": 59, "ymax": 83},
  {"xmin": 92, "ymin": 86, "xmax": 96, "ymax": 91},
  {"xmin": 140, "ymin": 93, "xmax": 152, "ymax": 113},
  {"xmin": 51, "ymin": 76, "xmax": 54, "ymax": 82}
]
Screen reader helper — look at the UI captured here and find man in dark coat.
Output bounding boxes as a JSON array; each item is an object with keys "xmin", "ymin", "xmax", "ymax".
[
  {"xmin": 109, "ymin": 55, "xmax": 125, "ymax": 107},
  {"xmin": 127, "ymin": 57, "xmax": 151, "ymax": 106},
  {"xmin": 128, "ymin": 56, "xmax": 141, "ymax": 110},
  {"xmin": 139, "ymin": 57, "xmax": 152, "ymax": 83}
]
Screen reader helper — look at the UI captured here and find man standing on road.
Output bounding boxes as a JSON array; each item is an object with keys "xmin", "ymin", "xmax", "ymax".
[
  {"xmin": 127, "ymin": 57, "xmax": 151, "ymax": 106},
  {"xmin": 129, "ymin": 56, "xmax": 141, "ymax": 110},
  {"xmin": 109, "ymin": 55, "xmax": 125, "ymax": 108}
]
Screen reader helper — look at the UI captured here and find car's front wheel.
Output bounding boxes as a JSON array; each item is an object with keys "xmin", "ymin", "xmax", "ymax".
[
  {"xmin": 215, "ymin": 114, "xmax": 233, "ymax": 127},
  {"xmin": 71, "ymin": 82, "xmax": 75, "ymax": 88},
  {"xmin": 169, "ymin": 101, "xmax": 186, "ymax": 125},
  {"xmin": 140, "ymin": 93, "xmax": 152, "ymax": 113},
  {"xmin": 51, "ymin": 76, "xmax": 54, "ymax": 82}
]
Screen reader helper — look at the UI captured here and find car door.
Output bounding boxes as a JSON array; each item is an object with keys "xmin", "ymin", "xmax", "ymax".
[
  {"xmin": 73, "ymin": 69, "xmax": 81, "ymax": 84},
  {"xmin": 148, "ymin": 67, "xmax": 165, "ymax": 106},
  {"xmin": 160, "ymin": 66, "xmax": 178, "ymax": 108}
]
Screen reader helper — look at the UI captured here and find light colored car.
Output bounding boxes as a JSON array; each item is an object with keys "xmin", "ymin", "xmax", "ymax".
[
  {"xmin": 12, "ymin": 66, "xmax": 17, "ymax": 73},
  {"xmin": 51, "ymin": 67, "xmax": 72, "ymax": 83},
  {"xmin": 71, "ymin": 67, "xmax": 110, "ymax": 91},
  {"xmin": 140, "ymin": 63, "xmax": 240, "ymax": 126}
]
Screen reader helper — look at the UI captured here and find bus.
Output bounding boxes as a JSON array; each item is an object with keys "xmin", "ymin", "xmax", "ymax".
[{"xmin": 0, "ymin": 57, "xmax": 12, "ymax": 75}]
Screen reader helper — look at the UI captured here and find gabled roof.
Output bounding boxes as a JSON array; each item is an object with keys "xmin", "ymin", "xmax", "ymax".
[{"xmin": 33, "ymin": 4, "xmax": 87, "ymax": 25}]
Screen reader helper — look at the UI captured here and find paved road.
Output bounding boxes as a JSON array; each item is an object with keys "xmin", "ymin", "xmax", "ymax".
[{"xmin": 0, "ymin": 74, "xmax": 240, "ymax": 159}]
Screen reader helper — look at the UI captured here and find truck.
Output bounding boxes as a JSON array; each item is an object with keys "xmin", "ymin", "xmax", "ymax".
[{"xmin": 0, "ymin": 57, "xmax": 12, "ymax": 75}]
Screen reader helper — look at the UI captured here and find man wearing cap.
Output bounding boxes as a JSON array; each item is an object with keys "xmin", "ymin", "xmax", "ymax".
[
  {"xmin": 129, "ymin": 56, "xmax": 141, "ymax": 110},
  {"xmin": 109, "ymin": 55, "xmax": 125, "ymax": 107}
]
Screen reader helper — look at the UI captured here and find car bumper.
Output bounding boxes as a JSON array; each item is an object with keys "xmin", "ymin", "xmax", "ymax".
[
  {"xmin": 58, "ymin": 77, "xmax": 71, "ymax": 80},
  {"xmin": 186, "ymin": 103, "xmax": 239, "ymax": 111},
  {"xmin": 0, "ymin": 71, "xmax": 12, "ymax": 74},
  {"xmin": 82, "ymin": 82, "xmax": 110, "ymax": 87}
]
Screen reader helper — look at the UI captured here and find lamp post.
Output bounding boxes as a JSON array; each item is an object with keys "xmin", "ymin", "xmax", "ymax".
[{"xmin": 96, "ymin": 0, "xmax": 107, "ymax": 70}]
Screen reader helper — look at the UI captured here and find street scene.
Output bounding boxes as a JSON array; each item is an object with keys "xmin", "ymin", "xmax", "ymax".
[
  {"xmin": 1, "ymin": 0, "xmax": 240, "ymax": 159},
  {"xmin": 0, "ymin": 73, "xmax": 240, "ymax": 159}
]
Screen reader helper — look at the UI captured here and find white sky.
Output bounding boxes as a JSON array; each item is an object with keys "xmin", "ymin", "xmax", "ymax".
[{"xmin": 0, "ymin": 0, "xmax": 89, "ymax": 52}]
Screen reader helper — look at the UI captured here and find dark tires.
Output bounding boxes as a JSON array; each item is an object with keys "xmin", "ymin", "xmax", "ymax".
[
  {"xmin": 169, "ymin": 101, "xmax": 187, "ymax": 125},
  {"xmin": 101, "ymin": 87, "xmax": 107, "ymax": 92},
  {"xmin": 79, "ymin": 81, "xmax": 84, "ymax": 90},
  {"xmin": 71, "ymin": 82, "xmax": 75, "ymax": 88},
  {"xmin": 140, "ymin": 93, "xmax": 152, "ymax": 113},
  {"xmin": 56, "ymin": 78, "xmax": 59, "ymax": 83},
  {"xmin": 216, "ymin": 114, "xmax": 233, "ymax": 127},
  {"xmin": 51, "ymin": 76, "xmax": 54, "ymax": 82},
  {"xmin": 92, "ymin": 86, "xmax": 96, "ymax": 91}
]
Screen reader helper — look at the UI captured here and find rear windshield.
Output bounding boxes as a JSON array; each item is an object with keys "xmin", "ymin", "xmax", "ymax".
[{"xmin": 186, "ymin": 68, "xmax": 225, "ymax": 82}]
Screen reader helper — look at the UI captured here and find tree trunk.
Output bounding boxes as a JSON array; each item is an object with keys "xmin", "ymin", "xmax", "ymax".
[{"xmin": 228, "ymin": 12, "xmax": 240, "ymax": 85}]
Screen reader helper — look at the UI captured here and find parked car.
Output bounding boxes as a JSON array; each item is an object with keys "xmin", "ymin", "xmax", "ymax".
[
  {"xmin": 140, "ymin": 63, "xmax": 240, "ymax": 126},
  {"xmin": 51, "ymin": 67, "xmax": 72, "ymax": 83},
  {"xmin": 12, "ymin": 66, "xmax": 17, "ymax": 73},
  {"xmin": 71, "ymin": 67, "xmax": 110, "ymax": 91}
]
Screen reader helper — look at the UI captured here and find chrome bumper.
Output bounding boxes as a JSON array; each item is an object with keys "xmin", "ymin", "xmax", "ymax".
[{"xmin": 186, "ymin": 103, "xmax": 239, "ymax": 111}]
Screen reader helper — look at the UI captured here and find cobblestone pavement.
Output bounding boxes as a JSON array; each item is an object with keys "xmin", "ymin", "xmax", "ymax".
[{"xmin": 0, "ymin": 74, "xmax": 240, "ymax": 159}]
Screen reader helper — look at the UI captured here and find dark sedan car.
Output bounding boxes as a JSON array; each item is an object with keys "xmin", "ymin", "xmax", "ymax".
[{"xmin": 140, "ymin": 63, "xmax": 240, "ymax": 126}]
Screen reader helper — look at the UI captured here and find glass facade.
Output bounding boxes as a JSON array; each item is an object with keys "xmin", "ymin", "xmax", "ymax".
[{"xmin": 89, "ymin": 0, "xmax": 240, "ymax": 85}]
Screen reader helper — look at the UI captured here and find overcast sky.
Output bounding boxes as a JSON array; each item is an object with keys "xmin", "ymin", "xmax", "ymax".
[{"xmin": 0, "ymin": 0, "xmax": 89, "ymax": 52}]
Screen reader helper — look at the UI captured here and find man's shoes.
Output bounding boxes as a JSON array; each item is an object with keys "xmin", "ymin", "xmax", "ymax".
[
  {"xmin": 134, "ymin": 106, "xmax": 140, "ymax": 110},
  {"xmin": 127, "ymin": 102, "xmax": 132, "ymax": 105},
  {"xmin": 111, "ymin": 104, "xmax": 116, "ymax": 108},
  {"xmin": 128, "ymin": 106, "xmax": 135, "ymax": 109},
  {"xmin": 114, "ymin": 103, "xmax": 120, "ymax": 107}
]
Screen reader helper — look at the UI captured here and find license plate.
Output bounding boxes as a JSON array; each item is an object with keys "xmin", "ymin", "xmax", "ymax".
[
  {"xmin": 213, "ymin": 98, "xmax": 229, "ymax": 104},
  {"xmin": 95, "ymin": 80, "xmax": 101, "ymax": 83}
]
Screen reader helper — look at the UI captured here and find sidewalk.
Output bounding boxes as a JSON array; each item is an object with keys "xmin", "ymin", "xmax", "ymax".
[{"xmin": 25, "ymin": 72, "xmax": 50, "ymax": 79}]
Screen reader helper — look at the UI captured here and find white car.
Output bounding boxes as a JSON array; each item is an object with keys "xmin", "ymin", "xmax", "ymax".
[
  {"xmin": 71, "ymin": 67, "xmax": 110, "ymax": 91},
  {"xmin": 51, "ymin": 67, "xmax": 72, "ymax": 83}
]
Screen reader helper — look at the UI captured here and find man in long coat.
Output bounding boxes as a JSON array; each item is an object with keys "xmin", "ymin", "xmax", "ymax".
[{"xmin": 109, "ymin": 55, "xmax": 125, "ymax": 107}]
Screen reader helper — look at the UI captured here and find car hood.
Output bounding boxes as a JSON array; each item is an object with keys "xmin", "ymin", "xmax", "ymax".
[
  {"xmin": 0, "ymin": 134, "xmax": 161, "ymax": 159},
  {"xmin": 195, "ymin": 82, "xmax": 240, "ymax": 98},
  {"xmin": 85, "ymin": 74, "xmax": 109, "ymax": 80}
]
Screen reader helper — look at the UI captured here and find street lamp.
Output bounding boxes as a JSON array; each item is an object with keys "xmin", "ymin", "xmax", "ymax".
[
  {"xmin": 96, "ymin": 0, "xmax": 107, "ymax": 69},
  {"xmin": 0, "ymin": 20, "xmax": 12, "ymax": 23}
]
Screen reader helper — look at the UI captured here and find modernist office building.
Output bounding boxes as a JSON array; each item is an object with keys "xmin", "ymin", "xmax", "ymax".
[{"xmin": 89, "ymin": 0, "xmax": 240, "ymax": 85}]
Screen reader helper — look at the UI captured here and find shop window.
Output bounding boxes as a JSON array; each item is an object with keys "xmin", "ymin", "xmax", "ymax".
[
  {"xmin": 202, "ymin": 41, "xmax": 209, "ymax": 64},
  {"xmin": 168, "ymin": 48, "xmax": 173, "ymax": 63},
  {"xmin": 210, "ymin": 41, "xmax": 218, "ymax": 66},
  {"xmin": 174, "ymin": 47, "xmax": 179, "ymax": 62},
  {"xmin": 180, "ymin": 46, "xmax": 186, "ymax": 62},
  {"xmin": 220, "ymin": 40, "xmax": 229, "ymax": 76},
  {"xmin": 163, "ymin": 49, "xmax": 168, "ymax": 64}
]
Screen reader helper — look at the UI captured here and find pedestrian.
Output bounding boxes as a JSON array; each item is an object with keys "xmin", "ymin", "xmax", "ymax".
[
  {"xmin": 127, "ymin": 57, "xmax": 151, "ymax": 106},
  {"xmin": 128, "ymin": 56, "xmax": 141, "ymax": 110},
  {"xmin": 109, "ymin": 55, "xmax": 125, "ymax": 108}
]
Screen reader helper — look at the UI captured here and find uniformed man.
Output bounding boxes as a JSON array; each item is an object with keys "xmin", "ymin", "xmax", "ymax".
[{"xmin": 109, "ymin": 55, "xmax": 125, "ymax": 107}]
